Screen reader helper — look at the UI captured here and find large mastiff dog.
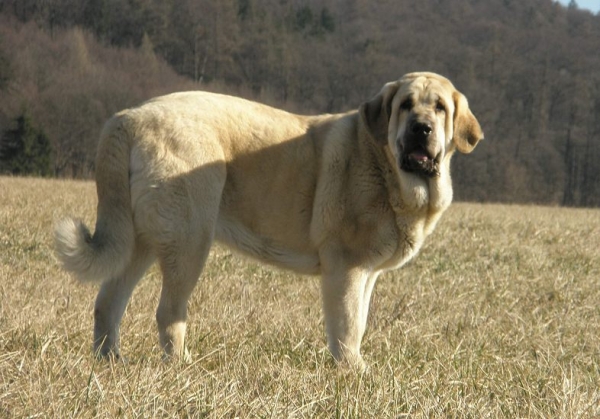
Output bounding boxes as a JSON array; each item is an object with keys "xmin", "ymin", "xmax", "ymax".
[{"xmin": 55, "ymin": 72, "xmax": 483, "ymax": 368}]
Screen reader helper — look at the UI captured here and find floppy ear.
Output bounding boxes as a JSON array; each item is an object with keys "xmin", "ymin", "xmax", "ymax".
[
  {"xmin": 359, "ymin": 82, "xmax": 400, "ymax": 144},
  {"xmin": 453, "ymin": 91, "xmax": 484, "ymax": 154}
]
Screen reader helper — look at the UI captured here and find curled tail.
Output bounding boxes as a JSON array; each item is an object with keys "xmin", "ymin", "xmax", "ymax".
[{"xmin": 54, "ymin": 115, "xmax": 135, "ymax": 283}]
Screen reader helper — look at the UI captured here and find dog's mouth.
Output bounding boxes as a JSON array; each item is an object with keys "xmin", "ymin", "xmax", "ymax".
[{"xmin": 400, "ymin": 146, "xmax": 440, "ymax": 178}]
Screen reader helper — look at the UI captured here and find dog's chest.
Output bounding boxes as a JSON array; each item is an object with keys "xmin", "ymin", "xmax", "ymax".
[{"xmin": 377, "ymin": 209, "xmax": 441, "ymax": 271}]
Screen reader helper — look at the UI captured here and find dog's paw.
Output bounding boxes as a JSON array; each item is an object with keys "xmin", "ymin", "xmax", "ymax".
[{"xmin": 161, "ymin": 347, "xmax": 192, "ymax": 365}]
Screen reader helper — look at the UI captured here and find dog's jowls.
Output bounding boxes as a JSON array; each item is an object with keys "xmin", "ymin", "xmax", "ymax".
[{"xmin": 55, "ymin": 72, "xmax": 483, "ymax": 369}]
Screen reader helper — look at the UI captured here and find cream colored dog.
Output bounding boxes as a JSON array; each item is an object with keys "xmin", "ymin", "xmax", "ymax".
[{"xmin": 55, "ymin": 72, "xmax": 483, "ymax": 368}]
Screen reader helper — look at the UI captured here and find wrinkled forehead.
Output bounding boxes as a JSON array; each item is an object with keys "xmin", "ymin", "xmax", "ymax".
[{"xmin": 398, "ymin": 74, "xmax": 455, "ymax": 106}]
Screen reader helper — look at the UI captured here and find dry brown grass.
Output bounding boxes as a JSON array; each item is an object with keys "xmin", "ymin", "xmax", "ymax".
[{"xmin": 1, "ymin": 175, "xmax": 600, "ymax": 418}]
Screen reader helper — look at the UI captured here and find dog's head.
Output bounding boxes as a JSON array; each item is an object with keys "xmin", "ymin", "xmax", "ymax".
[{"xmin": 360, "ymin": 72, "xmax": 483, "ymax": 178}]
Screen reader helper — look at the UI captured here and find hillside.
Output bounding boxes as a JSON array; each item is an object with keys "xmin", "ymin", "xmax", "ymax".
[
  {"xmin": 1, "ymin": 176, "xmax": 600, "ymax": 416},
  {"xmin": 0, "ymin": 0, "xmax": 599, "ymax": 206}
]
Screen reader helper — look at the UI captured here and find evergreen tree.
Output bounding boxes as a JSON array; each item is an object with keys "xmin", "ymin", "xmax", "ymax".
[
  {"xmin": 0, "ymin": 40, "xmax": 11, "ymax": 91},
  {"xmin": 0, "ymin": 112, "xmax": 52, "ymax": 176}
]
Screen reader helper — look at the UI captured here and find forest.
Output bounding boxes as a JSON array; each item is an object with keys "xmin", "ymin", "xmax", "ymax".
[{"xmin": 0, "ymin": 0, "xmax": 599, "ymax": 206}]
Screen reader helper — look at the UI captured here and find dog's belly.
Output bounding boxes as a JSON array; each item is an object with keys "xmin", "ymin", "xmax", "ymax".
[
  {"xmin": 215, "ymin": 141, "xmax": 321, "ymax": 275},
  {"xmin": 215, "ymin": 215, "xmax": 321, "ymax": 275}
]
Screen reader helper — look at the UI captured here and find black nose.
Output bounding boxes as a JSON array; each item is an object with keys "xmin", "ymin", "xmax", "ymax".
[{"xmin": 411, "ymin": 122, "xmax": 433, "ymax": 137}]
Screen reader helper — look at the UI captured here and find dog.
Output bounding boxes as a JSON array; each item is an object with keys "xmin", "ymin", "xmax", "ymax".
[{"xmin": 55, "ymin": 72, "xmax": 483, "ymax": 369}]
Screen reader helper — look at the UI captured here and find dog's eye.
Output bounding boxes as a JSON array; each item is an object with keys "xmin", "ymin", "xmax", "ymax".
[
  {"xmin": 435, "ymin": 102, "xmax": 446, "ymax": 113},
  {"xmin": 400, "ymin": 99, "xmax": 413, "ymax": 111}
]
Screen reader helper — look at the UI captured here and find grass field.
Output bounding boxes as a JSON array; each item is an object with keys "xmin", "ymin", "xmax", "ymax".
[{"xmin": 1, "ymin": 175, "xmax": 600, "ymax": 418}]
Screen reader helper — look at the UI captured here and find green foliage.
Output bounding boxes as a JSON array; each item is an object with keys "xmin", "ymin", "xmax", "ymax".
[
  {"xmin": 287, "ymin": 6, "xmax": 335, "ymax": 36},
  {"xmin": 81, "ymin": 0, "xmax": 157, "ymax": 47},
  {"xmin": 294, "ymin": 6, "xmax": 313, "ymax": 31},
  {"xmin": 320, "ymin": 8, "xmax": 335, "ymax": 33},
  {"xmin": 0, "ymin": 112, "xmax": 52, "ymax": 176},
  {"xmin": 0, "ymin": 37, "xmax": 11, "ymax": 91},
  {"xmin": 237, "ymin": 0, "xmax": 251, "ymax": 21}
]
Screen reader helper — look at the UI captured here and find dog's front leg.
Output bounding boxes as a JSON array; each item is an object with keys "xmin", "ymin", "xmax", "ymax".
[{"xmin": 320, "ymin": 252, "xmax": 374, "ymax": 370}]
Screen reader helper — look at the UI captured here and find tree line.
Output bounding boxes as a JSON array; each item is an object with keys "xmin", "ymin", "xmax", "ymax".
[{"xmin": 1, "ymin": 0, "xmax": 599, "ymax": 206}]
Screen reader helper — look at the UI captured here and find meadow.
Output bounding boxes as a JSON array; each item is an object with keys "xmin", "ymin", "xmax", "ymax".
[{"xmin": 1, "ymin": 175, "xmax": 599, "ymax": 418}]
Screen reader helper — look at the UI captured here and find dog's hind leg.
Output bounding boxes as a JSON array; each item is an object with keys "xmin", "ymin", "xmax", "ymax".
[
  {"xmin": 153, "ymin": 168, "xmax": 225, "ymax": 362},
  {"xmin": 93, "ymin": 241, "xmax": 155, "ymax": 359},
  {"xmin": 155, "ymin": 240, "xmax": 210, "ymax": 362}
]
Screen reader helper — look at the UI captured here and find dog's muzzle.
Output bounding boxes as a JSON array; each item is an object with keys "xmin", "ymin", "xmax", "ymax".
[{"xmin": 399, "ymin": 120, "xmax": 441, "ymax": 178}]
